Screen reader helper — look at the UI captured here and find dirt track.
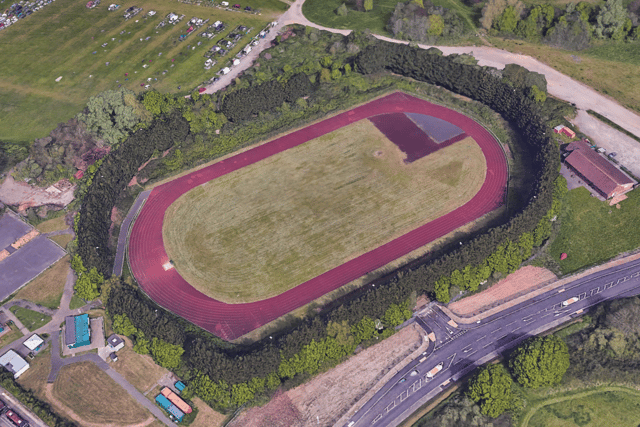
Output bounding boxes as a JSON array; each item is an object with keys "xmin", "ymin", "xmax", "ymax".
[{"xmin": 127, "ymin": 92, "xmax": 507, "ymax": 340}]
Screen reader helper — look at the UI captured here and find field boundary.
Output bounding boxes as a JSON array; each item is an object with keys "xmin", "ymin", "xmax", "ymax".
[{"xmin": 127, "ymin": 92, "xmax": 508, "ymax": 340}]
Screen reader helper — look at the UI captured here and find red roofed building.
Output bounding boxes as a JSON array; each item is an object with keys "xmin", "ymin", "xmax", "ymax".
[
  {"xmin": 74, "ymin": 170, "xmax": 84, "ymax": 180},
  {"xmin": 564, "ymin": 140, "xmax": 635, "ymax": 200}
]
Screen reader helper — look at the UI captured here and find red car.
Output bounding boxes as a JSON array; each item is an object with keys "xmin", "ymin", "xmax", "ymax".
[{"xmin": 233, "ymin": 4, "xmax": 240, "ymax": 8}]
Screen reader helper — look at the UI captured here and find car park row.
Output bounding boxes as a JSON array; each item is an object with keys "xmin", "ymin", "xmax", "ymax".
[{"xmin": 0, "ymin": 0, "xmax": 55, "ymax": 31}]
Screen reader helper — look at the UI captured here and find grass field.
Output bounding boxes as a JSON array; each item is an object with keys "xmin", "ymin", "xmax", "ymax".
[
  {"xmin": 68, "ymin": 295, "xmax": 86, "ymax": 310},
  {"xmin": 0, "ymin": 0, "xmax": 286, "ymax": 144},
  {"xmin": 163, "ymin": 119, "xmax": 486, "ymax": 303},
  {"xmin": 190, "ymin": 396, "xmax": 227, "ymax": 427},
  {"xmin": 50, "ymin": 234, "xmax": 73, "ymax": 249},
  {"xmin": 17, "ymin": 349, "xmax": 51, "ymax": 399},
  {"xmin": 9, "ymin": 306, "xmax": 52, "ymax": 331},
  {"xmin": 488, "ymin": 38, "xmax": 640, "ymax": 112},
  {"xmin": 53, "ymin": 362, "xmax": 150, "ymax": 424},
  {"xmin": 35, "ymin": 216, "xmax": 69, "ymax": 233},
  {"xmin": 549, "ymin": 187, "xmax": 640, "ymax": 274},
  {"xmin": 0, "ymin": 324, "xmax": 24, "ymax": 348},
  {"xmin": 14, "ymin": 255, "xmax": 68, "ymax": 309},
  {"xmin": 111, "ymin": 338, "xmax": 169, "ymax": 393},
  {"xmin": 522, "ymin": 387, "xmax": 640, "ymax": 427},
  {"xmin": 302, "ymin": 0, "xmax": 479, "ymax": 38}
]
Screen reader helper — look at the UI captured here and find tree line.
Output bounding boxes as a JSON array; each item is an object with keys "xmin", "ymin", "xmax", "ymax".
[{"xmin": 482, "ymin": 0, "xmax": 640, "ymax": 50}]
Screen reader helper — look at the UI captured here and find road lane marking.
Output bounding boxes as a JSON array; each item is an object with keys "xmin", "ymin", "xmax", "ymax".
[{"xmin": 491, "ymin": 327, "xmax": 502, "ymax": 334}]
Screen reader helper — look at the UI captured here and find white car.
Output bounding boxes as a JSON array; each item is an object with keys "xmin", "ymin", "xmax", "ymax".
[{"xmin": 562, "ymin": 297, "xmax": 579, "ymax": 306}]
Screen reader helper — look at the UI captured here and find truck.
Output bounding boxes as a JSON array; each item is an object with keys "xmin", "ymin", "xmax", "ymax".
[
  {"xmin": 5, "ymin": 410, "xmax": 28, "ymax": 427},
  {"xmin": 562, "ymin": 297, "xmax": 579, "ymax": 307},
  {"xmin": 426, "ymin": 363, "xmax": 443, "ymax": 378}
]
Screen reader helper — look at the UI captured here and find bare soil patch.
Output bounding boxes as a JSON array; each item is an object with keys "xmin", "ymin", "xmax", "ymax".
[
  {"xmin": 230, "ymin": 324, "xmax": 424, "ymax": 427},
  {"xmin": 448, "ymin": 266, "xmax": 557, "ymax": 316},
  {"xmin": 0, "ymin": 174, "xmax": 75, "ymax": 210}
]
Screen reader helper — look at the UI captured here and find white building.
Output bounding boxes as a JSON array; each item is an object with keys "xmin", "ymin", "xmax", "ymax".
[
  {"xmin": 23, "ymin": 334, "xmax": 44, "ymax": 352},
  {"xmin": 0, "ymin": 350, "xmax": 29, "ymax": 378}
]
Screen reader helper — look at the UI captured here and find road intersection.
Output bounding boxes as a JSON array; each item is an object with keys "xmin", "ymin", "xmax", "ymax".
[{"xmin": 345, "ymin": 256, "xmax": 640, "ymax": 427}]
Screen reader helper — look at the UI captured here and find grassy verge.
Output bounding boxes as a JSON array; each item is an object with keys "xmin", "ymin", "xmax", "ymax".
[
  {"xmin": 69, "ymin": 295, "xmax": 86, "ymax": 310},
  {"xmin": 49, "ymin": 234, "xmax": 73, "ymax": 250},
  {"xmin": 53, "ymin": 361, "xmax": 150, "ymax": 424},
  {"xmin": 16, "ymin": 349, "xmax": 52, "ymax": 400},
  {"xmin": 9, "ymin": 307, "xmax": 52, "ymax": 331},
  {"xmin": 549, "ymin": 187, "xmax": 640, "ymax": 274},
  {"xmin": 0, "ymin": 0, "xmax": 281, "ymax": 143},
  {"xmin": 486, "ymin": 37, "xmax": 640, "ymax": 113},
  {"xmin": 15, "ymin": 255, "xmax": 69, "ymax": 309},
  {"xmin": 586, "ymin": 110, "xmax": 640, "ymax": 144},
  {"xmin": 35, "ymin": 216, "xmax": 69, "ymax": 233},
  {"xmin": 0, "ymin": 324, "xmax": 25, "ymax": 348},
  {"xmin": 163, "ymin": 119, "xmax": 486, "ymax": 303},
  {"xmin": 111, "ymin": 338, "xmax": 168, "ymax": 393},
  {"xmin": 518, "ymin": 386, "xmax": 640, "ymax": 427}
]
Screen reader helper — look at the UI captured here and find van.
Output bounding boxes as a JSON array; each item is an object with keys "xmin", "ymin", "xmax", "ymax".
[{"xmin": 221, "ymin": 1, "xmax": 229, "ymax": 6}]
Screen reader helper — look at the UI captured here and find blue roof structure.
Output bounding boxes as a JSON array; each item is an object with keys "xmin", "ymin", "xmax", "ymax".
[
  {"xmin": 175, "ymin": 381, "xmax": 186, "ymax": 392},
  {"xmin": 156, "ymin": 394, "xmax": 184, "ymax": 421},
  {"xmin": 65, "ymin": 314, "xmax": 91, "ymax": 348}
]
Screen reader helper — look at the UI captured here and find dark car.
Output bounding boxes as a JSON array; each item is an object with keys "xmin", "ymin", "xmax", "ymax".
[{"xmin": 244, "ymin": 6, "xmax": 251, "ymax": 10}]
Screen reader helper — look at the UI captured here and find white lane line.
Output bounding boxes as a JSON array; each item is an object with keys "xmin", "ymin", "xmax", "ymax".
[{"xmin": 491, "ymin": 327, "xmax": 502, "ymax": 334}]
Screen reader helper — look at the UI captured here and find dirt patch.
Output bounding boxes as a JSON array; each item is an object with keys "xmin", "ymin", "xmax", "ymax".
[
  {"xmin": 448, "ymin": 266, "xmax": 557, "ymax": 317},
  {"xmin": 230, "ymin": 324, "xmax": 424, "ymax": 427},
  {"xmin": 0, "ymin": 174, "xmax": 75, "ymax": 210},
  {"xmin": 190, "ymin": 397, "xmax": 227, "ymax": 427}
]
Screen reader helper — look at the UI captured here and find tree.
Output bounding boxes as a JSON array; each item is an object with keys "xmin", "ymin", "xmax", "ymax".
[
  {"xmin": 364, "ymin": 0, "xmax": 373, "ymax": 12},
  {"xmin": 112, "ymin": 313, "xmax": 137, "ymax": 336},
  {"xmin": 468, "ymin": 364, "xmax": 513, "ymax": 417},
  {"xmin": 481, "ymin": 0, "xmax": 523, "ymax": 30},
  {"xmin": 133, "ymin": 333, "xmax": 150, "ymax": 355},
  {"xmin": 150, "ymin": 338, "xmax": 184, "ymax": 369},
  {"xmin": 383, "ymin": 304, "xmax": 406, "ymax": 327},
  {"xmin": 231, "ymin": 382, "xmax": 254, "ymax": 406},
  {"xmin": 73, "ymin": 267, "xmax": 102, "ymax": 301},
  {"xmin": 595, "ymin": 0, "xmax": 630, "ymax": 39},
  {"xmin": 495, "ymin": 6, "xmax": 519, "ymax": 33},
  {"xmin": 78, "ymin": 88, "xmax": 143, "ymax": 145},
  {"xmin": 435, "ymin": 276, "xmax": 451, "ymax": 303},
  {"xmin": 351, "ymin": 316, "xmax": 376, "ymax": 343},
  {"xmin": 336, "ymin": 3, "xmax": 348, "ymax": 16},
  {"xmin": 509, "ymin": 335, "xmax": 570, "ymax": 388},
  {"xmin": 428, "ymin": 14, "xmax": 445, "ymax": 36}
]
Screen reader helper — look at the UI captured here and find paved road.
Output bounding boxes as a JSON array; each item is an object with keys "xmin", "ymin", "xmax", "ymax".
[
  {"xmin": 0, "ymin": 385, "xmax": 48, "ymax": 427},
  {"xmin": 113, "ymin": 189, "xmax": 151, "ymax": 277},
  {"xmin": 345, "ymin": 256, "xmax": 640, "ymax": 427}
]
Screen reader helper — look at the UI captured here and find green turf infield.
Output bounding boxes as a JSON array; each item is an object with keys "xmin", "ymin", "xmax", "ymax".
[
  {"xmin": 163, "ymin": 119, "xmax": 486, "ymax": 303},
  {"xmin": 0, "ymin": 0, "xmax": 285, "ymax": 143}
]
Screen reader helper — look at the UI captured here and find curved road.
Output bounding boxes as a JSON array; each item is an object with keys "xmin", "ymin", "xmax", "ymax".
[{"xmin": 344, "ymin": 256, "xmax": 640, "ymax": 427}]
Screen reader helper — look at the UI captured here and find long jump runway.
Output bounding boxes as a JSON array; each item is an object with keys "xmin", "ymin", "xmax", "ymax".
[{"xmin": 128, "ymin": 92, "xmax": 508, "ymax": 340}]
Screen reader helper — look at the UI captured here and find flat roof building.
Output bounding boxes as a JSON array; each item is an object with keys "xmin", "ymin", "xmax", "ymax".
[
  {"xmin": 0, "ymin": 350, "xmax": 29, "ymax": 378},
  {"xmin": 107, "ymin": 334, "xmax": 124, "ymax": 352},
  {"xmin": 23, "ymin": 334, "xmax": 44, "ymax": 352},
  {"xmin": 65, "ymin": 314, "xmax": 91, "ymax": 349}
]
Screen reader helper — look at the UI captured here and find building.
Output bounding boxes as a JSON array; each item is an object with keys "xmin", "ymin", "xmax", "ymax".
[
  {"xmin": 161, "ymin": 386, "xmax": 192, "ymax": 413},
  {"xmin": 23, "ymin": 334, "xmax": 44, "ymax": 352},
  {"xmin": 0, "ymin": 350, "xmax": 29, "ymax": 378},
  {"xmin": 564, "ymin": 140, "xmax": 635, "ymax": 200},
  {"xmin": 107, "ymin": 334, "xmax": 124, "ymax": 352},
  {"xmin": 65, "ymin": 314, "xmax": 91, "ymax": 349},
  {"xmin": 554, "ymin": 124, "xmax": 576, "ymax": 139},
  {"xmin": 155, "ymin": 394, "xmax": 184, "ymax": 421}
]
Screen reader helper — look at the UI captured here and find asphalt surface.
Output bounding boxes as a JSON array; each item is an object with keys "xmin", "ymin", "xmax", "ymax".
[
  {"xmin": 112, "ymin": 189, "xmax": 151, "ymax": 277},
  {"xmin": 0, "ymin": 213, "xmax": 31, "ymax": 249},
  {"xmin": 0, "ymin": 235, "xmax": 65, "ymax": 300},
  {"xmin": 345, "ymin": 257, "xmax": 640, "ymax": 427}
]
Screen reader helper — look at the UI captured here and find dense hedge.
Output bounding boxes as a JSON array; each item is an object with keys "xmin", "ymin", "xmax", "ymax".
[
  {"xmin": 76, "ymin": 112, "xmax": 190, "ymax": 275},
  {"xmin": 221, "ymin": 73, "xmax": 313, "ymax": 122}
]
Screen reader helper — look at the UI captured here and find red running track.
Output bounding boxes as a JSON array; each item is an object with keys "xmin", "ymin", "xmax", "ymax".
[{"xmin": 128, "ymin": 92, "xmax": 508, "ymax": 341}]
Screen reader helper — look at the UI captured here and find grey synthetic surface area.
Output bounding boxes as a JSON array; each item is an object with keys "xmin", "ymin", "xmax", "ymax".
[
  {"xmin": 0, "ymin": 213, "xmax": 32, "ymax": 249},
  {"xmin": 405, "ymin": 112, "xmax": 464, "ymax": 143},
  {"xmin": 113, "ymin": 190, "xmax": 151, "ymax": 277},
  {"xmin": 0, "ymin": 235, "xmax": 65, "ymax": 300}
]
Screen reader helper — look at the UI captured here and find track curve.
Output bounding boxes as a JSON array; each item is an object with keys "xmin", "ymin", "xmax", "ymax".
[{"xmin": 128, "ymin": 92, "xmax": 508, "ymax": 340}]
